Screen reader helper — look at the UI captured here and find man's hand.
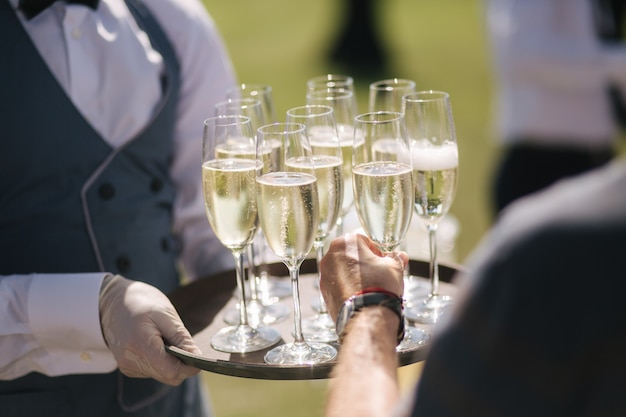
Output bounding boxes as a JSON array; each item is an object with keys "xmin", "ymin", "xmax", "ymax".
[
  {"xmin": 99, "ymin": 275, "xmax": 201, "ymax": 386},
  {"xmin": 319, "ymin": 233, "xmax": 408, "ymax": 321}
]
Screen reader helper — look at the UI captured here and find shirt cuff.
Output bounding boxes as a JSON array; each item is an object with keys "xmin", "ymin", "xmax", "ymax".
[{"xmin": 28, "ymin": 273, "xmax": 117, "ymax": 376}]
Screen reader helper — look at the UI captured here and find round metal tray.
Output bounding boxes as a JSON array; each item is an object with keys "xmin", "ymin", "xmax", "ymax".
[{"xmin": 167, "ymin": 258, "xmax": 460, "ymax": 380}]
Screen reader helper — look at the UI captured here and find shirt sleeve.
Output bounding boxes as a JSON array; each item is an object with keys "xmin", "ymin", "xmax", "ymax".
[
  {"xmin": 146, "ymin": 0, "xmax": 237, "ymax": 281},
  {"xmin": 0, "ymin": 273, "xmax": 117, "ymax": 380}
]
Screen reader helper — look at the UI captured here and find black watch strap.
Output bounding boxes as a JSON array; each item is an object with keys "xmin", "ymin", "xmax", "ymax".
[{"xmin": 335, "ymin": 291, "xmax": 405, "ymax": 345}]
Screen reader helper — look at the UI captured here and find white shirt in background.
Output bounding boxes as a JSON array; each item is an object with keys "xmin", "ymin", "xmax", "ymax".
[{"xmin": 486, "ymin": 0, "xmax": 626, "ymax": 148}]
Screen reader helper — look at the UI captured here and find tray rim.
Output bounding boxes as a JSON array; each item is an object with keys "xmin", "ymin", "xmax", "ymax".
[{"xmin": 167, "ymin": 258, "xmax": 460, "ymax": 380}]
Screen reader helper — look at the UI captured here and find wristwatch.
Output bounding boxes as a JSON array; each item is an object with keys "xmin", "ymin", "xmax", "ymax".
[{"xmin": 335, "ymin": 291, "xmax": 405, "ymax": 345}]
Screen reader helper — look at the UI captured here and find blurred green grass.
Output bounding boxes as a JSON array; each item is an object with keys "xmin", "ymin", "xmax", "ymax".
[{"xmin": 200, "ymin": 0, "xmax": 496, "ymax": 415}]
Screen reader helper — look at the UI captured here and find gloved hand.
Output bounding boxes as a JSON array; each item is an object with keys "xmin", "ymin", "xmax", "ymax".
[{"xmin": 99, "ymin": 274, "xmax": 201, "ymax": 386}]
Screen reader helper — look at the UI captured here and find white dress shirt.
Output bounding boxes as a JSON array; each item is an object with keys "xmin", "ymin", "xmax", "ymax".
[
  {"xmin": 486, "ymin": 0, "xmax": 626, "ymax": 147},
  {"xmin": 1, "ymin": 0, "xmax": 236, "ymax": 380}
]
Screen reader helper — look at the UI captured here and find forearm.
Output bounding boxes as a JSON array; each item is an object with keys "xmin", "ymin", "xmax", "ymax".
[{"xmin": 325, "ymin": 307, "xmax": 401, "ymax": 417}]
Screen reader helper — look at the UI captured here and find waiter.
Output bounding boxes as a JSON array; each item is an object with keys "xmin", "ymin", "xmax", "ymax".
[{"xmin": 0, "ymin": 0, "xmax": 236, "ymax": 415}]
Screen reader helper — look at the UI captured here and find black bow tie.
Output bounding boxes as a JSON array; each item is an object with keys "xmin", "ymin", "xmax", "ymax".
[{"xmin": 18, "ymin": 0, "xmax": 100, "ymax": 20}]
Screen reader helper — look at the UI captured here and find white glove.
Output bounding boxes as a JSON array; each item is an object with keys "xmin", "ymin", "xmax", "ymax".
[{"xmin": 99, "ymin": 274, "xmax": 201, "ymax": 386}]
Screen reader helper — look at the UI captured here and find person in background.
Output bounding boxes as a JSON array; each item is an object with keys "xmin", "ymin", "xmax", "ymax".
[
  {"xmin": 327, "ymin": 0, "xmax": 388, "ymax": 75},
  {"xmin": 320, "ymin": 157, "xmax": 626, "ymax": 416},
  {"xmin": 486, "ymin": 0, "xmax": 626, "ymax": 215},
  {"xmin": 0, "ymin": 0, "xmax": 236, "ymax": 415}
]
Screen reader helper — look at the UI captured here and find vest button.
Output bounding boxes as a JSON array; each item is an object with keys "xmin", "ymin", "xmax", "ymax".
[
  {"xmin": 116, "ymin": 256, "xmax": 131, "ymax": 273},
  {"xmin": 150, "ymin": 178, "xmax": 163, "ymax": 193},
  {"xmin": 98, "ymin": 183, "xmax": 115, "ymax": 200},
  {"xmin": 161, "ymin": 237, "xmax": 170, "ymax": 252}
]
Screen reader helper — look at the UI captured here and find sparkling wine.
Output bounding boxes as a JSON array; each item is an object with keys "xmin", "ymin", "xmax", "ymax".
[
  {"xmin": 353, "ymin": 161, "xmax": 413, "ymax": 252},
  {"xmin": 215, "ymin": 137, "xmax": 255, "ymax": 158},
  {"xmin": 286, "ymin": 155, "xmax": 343, "ymax": 240},
  {"xmin": 337, "ymin": 125, "xmax": 354, "ymax": 215},
  {"xmin": 411, "ymin": 140, "xmax": 458, "ymax": 225},
  {"xmin": 215, "ymin": 140, "xmax": 281, "ymax": 174},
  {"xmin": 202, "ymin": 158, "xmax": 261, "ymax": 251},
  {"xmin": 257, "ymin": 172, "xmax": 319, "ymax": 266}
]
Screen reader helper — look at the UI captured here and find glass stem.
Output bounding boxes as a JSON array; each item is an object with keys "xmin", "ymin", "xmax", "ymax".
[
  {"xmin": 255, "ymin": 228, "xmax": 273, "ymax": 304},
  {"xmin": 246, "ymin": 243, "xmax": 261, "ymax": 303},
  {"xmin": 427, "ymin": 224, "xmax": 440, "ymax": 297},
  {"xmin": 400, "ymin": 238, "xmax": 410, "ymax": 280},
  {"xmin": 335, "ymin": 215, "xmax": 344, "ymax": 236},
  {"xmin": 233, "ymin": 250, "xmax": 250, "ymax": 327},
  {"xmin": 289, "ymin": 265, "xmax": 306, "ymax": 345},
  {"xmin": 314, "ymin": 240, "xmax": 329, "ymax": 315}
]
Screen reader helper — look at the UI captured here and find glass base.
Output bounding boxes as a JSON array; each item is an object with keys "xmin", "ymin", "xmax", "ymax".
[
  {"xmin": 222, "ymin": 300, "xmax": 290, "ymax": 327},
  {"xmin": 396, "ymin": 325, "xmax": 430, "ymax": 352},
  {"xmin": 264, "ymin": 341, "xmax": 337, "ymax": 365},
  {"xmin": 300, "ymin": 313, "xmax": 338, "ymax": 343},
  {"xmin": 211, "ymin": 324, "xmax": 281, "ymax": 354},
  {"xmin": 405, "ymin": 294, "xmax": 453, "ymax": 325}
]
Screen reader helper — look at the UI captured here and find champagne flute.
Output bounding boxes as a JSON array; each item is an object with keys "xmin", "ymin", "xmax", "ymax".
[
  {"xmin": 215, "ymin": 98, "xmax": 266, "ymax": 131},
  {"xmin": 369, "ymin": 78, "xmax": 424, "ymax": 291},
  {"xmin": 286, "ymin": 105, "xmax": 343, "ymax": 343},
  {"xmin": 352, "ymin": 111, "xmax": 429, "ymax": 350},
  {"xmin": 257, "ymin": 122, "xmax": 337, "ymax": 365},
  {"xmin": 403, "ymin": 91, "xmax": 459, "ymax": 325},
  {"xmin": 306, "ymin": 89, "xmax": 357, "ymax": 236},
  {"xmin": 214, "ymin": 99, "xmax": 290, "ymax": 327},
  {"xmin": 202, "ymin": 115, "xmax": 281, "ymax": 353},
  {"xmin": 306, "ymin": 73, "xmax": 355, "ymax": 93},
  {"xmin": 307, "ymin": 73, "xmax": 358, "ymax": 119},
  {"xmin": 305, "ymin": 89, "xmax": 358, "ymax": 312},
  {"xmin": 227, "ymin": 84, "xmax": 291, "ymax": 301},
  {"xmin": 226, "ymin": 83, "xmax": 277, "ymax": 125},
  {"xmin": 369, "ymin": 78, "xmax": 416, "ymax": 112},
  {"xmin": 352, "ymin": 111, "xmax": 413, "ymax": 254}
]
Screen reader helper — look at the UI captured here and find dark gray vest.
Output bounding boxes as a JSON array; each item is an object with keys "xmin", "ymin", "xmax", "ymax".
[
  {"xmin": 0, "ymin": 0, "xmax": 203, "ymax": 415},
  {"xmin": 0, "ymin": 0, "xmax": 180, "ymax": 290}
]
